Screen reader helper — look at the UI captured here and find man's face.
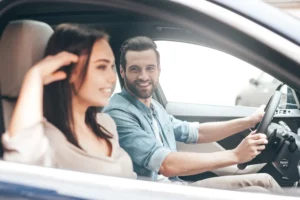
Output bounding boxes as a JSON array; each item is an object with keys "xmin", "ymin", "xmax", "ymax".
[{"xmin": 121, "ymin": 49, "xmax": 160, "ymax": 100}]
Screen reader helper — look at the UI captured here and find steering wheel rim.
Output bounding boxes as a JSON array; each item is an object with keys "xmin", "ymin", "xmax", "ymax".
[
  {"xmin": 256, "ymin": 91, "xmax": 282, "ymax": 135},
  {"xmin": 237, "ymin": 91, "xmax": 281, "ymax": 170}
]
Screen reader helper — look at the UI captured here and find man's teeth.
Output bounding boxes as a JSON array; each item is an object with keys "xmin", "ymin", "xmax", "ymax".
[{"xmin": 138, "ymin": 83, "xmax": 150, "ymax": 86}]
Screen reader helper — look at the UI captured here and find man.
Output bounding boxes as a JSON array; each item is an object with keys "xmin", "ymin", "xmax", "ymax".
[{"xmin": 103, "ymin": 36, "xmax": 282, "ymax": 193}]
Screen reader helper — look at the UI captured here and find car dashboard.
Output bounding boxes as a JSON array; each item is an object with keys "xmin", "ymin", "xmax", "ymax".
[
  {"xmin": 267, "ymin": 108, "xmax": 300, "ymax": 182},
  {"xmin": 274, "ymin": 108, "xmax": 300, "ymax": 134}
]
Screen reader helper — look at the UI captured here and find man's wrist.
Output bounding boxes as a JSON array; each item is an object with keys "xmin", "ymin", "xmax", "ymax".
[
  {"xmin": 245, "ymin": 116, "xmax": 256, "ymax": 129},
  {"xmin": 227, "ymin": 149, "xmax": 240, "ymax": 165}
]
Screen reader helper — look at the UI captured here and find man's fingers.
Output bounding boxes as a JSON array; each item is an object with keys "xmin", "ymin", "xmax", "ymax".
[
  {"xmin": 250, "ymin": 130, "xmax": 257, "ymax": 135},
  {"xmin": 252, "ymin": 138, "xmax": 268, "ymax": 145},
  {"xmin": 258, "ymin": 104, "xmax": 266, "ymax": 111},
  {"xmin": 249, "ymin": 133, "xmax": 267, "ymax": 140},
  {"xmin": 256, "ymin": 145, "xmax": 266, "ymax": 151},
  {"xmin": 256, "ymin": 105, "xmax": 266, "ymax": 115}
]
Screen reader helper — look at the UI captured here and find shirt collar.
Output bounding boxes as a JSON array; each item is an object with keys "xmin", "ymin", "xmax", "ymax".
[{"xmin": 120, "ymin": 88, "xmax": 152, "ymax": 114}]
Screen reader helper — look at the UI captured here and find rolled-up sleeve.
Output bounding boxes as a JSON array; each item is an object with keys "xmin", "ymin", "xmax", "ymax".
[
  {"xmin": 2, "ymin": 120, "xmax": 54, "ymax": 167},
  {"xmin": 169, "ymin": 115, "xmax": 199, "ymax": 144},
  {"xmin": 106, "ymin": 109, "xmax": 171, "ymax": 173}
]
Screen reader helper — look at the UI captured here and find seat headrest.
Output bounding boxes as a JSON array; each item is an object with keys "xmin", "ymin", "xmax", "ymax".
[{"xmin": 0, "ymin": 20, "xmax": 53, "ymax": 97}]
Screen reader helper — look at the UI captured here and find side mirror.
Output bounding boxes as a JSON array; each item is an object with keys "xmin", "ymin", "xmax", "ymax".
[{"xmin": 249, "ymin": 78, "xmax": 259, "ymax": 86}]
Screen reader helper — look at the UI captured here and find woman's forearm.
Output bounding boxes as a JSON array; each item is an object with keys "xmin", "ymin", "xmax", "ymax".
[{"xmin": 8, "ymin": 68, "xmax": 44, "ymax": 136}]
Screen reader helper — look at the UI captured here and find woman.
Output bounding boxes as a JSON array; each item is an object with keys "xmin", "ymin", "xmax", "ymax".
[{"xmin": 2, "ymin": 24, "xmax": 136, "ymax": 179}]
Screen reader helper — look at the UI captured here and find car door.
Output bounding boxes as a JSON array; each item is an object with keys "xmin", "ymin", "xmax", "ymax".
[
  {"xmin": 152, "ymin": 40, "xmax": 275, "ymax": 178},
  {"xmin": 1, "ymin": 0, "xmax": 300, "ymax": 190},
  {"xmin": 144, "ymin": 0, "xmax": 300, "ymax": 186}
]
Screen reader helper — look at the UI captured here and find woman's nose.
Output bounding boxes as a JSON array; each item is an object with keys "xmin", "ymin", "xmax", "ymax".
[{"xmin": 107, "ymin": 67, "xmax": 117, "ymax": 84}]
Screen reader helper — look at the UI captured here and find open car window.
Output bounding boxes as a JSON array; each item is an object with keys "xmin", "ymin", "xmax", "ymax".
[
  {"xmin": 1, "ymin": 0, "xmax": 300, "ymax": 198},
  {"xmin": 155, "ymin": 40, "xmax": 295, "ymax": 108}
]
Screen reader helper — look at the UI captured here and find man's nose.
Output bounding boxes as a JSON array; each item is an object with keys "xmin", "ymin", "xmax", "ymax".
[{"xmin": 138, "ymin": 69, "xmax": 149, "ymax": 80}]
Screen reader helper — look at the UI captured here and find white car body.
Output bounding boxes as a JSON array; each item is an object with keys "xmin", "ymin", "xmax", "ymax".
[{"xmin": 0, "ymin": 0, "xmax": 300, "ymax": 199}]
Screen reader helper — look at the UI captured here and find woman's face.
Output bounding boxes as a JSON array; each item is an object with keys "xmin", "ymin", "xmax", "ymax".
[{"xmin": 71, "ymin": 39, "xmax": 116, "ymax": 107}]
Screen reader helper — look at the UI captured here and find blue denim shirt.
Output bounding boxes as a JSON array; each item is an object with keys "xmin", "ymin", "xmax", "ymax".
[{"xmin": 103, "ymin": 88, "xmax": 199, "ymax": 181}]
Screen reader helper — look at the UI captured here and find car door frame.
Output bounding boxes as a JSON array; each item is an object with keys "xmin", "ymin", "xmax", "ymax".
[{"xmin": 1, "ymin": 0, "xmax": 300, "ymax": 187}]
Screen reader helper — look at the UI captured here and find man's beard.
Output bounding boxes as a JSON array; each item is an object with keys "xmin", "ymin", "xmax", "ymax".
[{"xmin": 124, "ymin": 76, "xmax": 157, "ymax": 99}]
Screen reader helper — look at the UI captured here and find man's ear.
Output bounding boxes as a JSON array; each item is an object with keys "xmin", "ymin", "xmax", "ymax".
[{"xmin": 120, "ymin": 65, "xmax": 125, "ymax": 79}]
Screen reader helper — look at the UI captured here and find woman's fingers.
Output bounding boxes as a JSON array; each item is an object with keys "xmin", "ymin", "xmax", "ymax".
[
  {"xmin": 44, "ymin": 71, "xmax": 67, "ymax": 85},
  {"xmin": 56, "ymin": 51, "xmax": 79, "ymax": 67},
  {"xmin": 32, "ymin": 51, "xmax": 78, "ymax": 84},
  {"xmin": 46, "ymin": 52, "xmax": 78, "ymax": 73},
  {"xmin": 36, "ymin": 52, "xmax": 78, "ymax": 73}
]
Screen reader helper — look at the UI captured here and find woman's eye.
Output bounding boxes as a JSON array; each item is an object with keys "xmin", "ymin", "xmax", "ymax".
[{"xmin": 97, "ymin": 65, "xmax": 106, "ymax": 70}]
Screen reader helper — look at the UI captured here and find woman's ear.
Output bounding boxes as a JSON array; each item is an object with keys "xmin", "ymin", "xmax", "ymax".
[
  {"xmin": 69, "ymin": 54, "xmax": 87, "ymax": 83},
  {"xmin": 69, "ymin": 66, "xmax": 78, "ymax": 83}
]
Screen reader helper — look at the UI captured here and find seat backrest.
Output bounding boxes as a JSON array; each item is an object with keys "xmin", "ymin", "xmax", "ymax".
[{"xmin": 0, "ymin": 20, "xmax": 53, "ymax": 140}]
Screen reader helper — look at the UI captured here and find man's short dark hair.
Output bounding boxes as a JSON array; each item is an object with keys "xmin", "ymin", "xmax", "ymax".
[{"xmin": 120, "ymin": 36, "xmax": 160, "ymax": 70}]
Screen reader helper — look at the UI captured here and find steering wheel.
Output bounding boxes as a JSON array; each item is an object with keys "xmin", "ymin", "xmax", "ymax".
[{"xmin": 237, "ymin": 91, "xmax": 282, "ymax": 170}]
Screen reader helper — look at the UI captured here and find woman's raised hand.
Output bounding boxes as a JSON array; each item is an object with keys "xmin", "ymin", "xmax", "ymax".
[{"xmin": 31, "ymin": 51, "xmax": 78, "ymax": 85}]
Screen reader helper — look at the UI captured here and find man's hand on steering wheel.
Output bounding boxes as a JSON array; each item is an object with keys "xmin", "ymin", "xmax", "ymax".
[
  {"xmin": 237, "ymin": 91, "xmax": 282, "ymax": 169},
  {"xmin": 248, "ymin": 105, "xmax": 266, "ymax": 129},
  {"xmin": 233, "ymin": 131, "xmax": 268, "ymax": 164}
]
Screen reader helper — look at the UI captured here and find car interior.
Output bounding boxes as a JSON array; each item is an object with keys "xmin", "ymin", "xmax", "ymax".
[{"xmin": 0, "ymin": 0, "xmax": 300, "ymax": 190}]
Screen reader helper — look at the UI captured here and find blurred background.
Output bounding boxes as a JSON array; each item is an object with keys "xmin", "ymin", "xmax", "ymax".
[
  {"xmin": 264, "ymin": 0, "xmax": 300, "ymax": 18},
  {"xmin": 112, "ymin": 0, "xmax": 300, "ymax": 109}
]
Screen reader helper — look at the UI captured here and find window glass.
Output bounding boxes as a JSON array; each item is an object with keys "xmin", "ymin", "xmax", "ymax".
[
  {"xmin": 258, "ymin": 73, "xmax": 274, "ymax": 83},
  {"xmin": 112, "ymin": 75, "xmax": 122, "ymax": 96},
  {"xmin": 155, "ymin": 40, "xmax": 282, "ymax": 107}
]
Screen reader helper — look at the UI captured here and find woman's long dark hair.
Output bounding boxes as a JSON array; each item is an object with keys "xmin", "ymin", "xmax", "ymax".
[{"xmin": 43, "ymin": 24, "xmax": 111, "ymax": 148}]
